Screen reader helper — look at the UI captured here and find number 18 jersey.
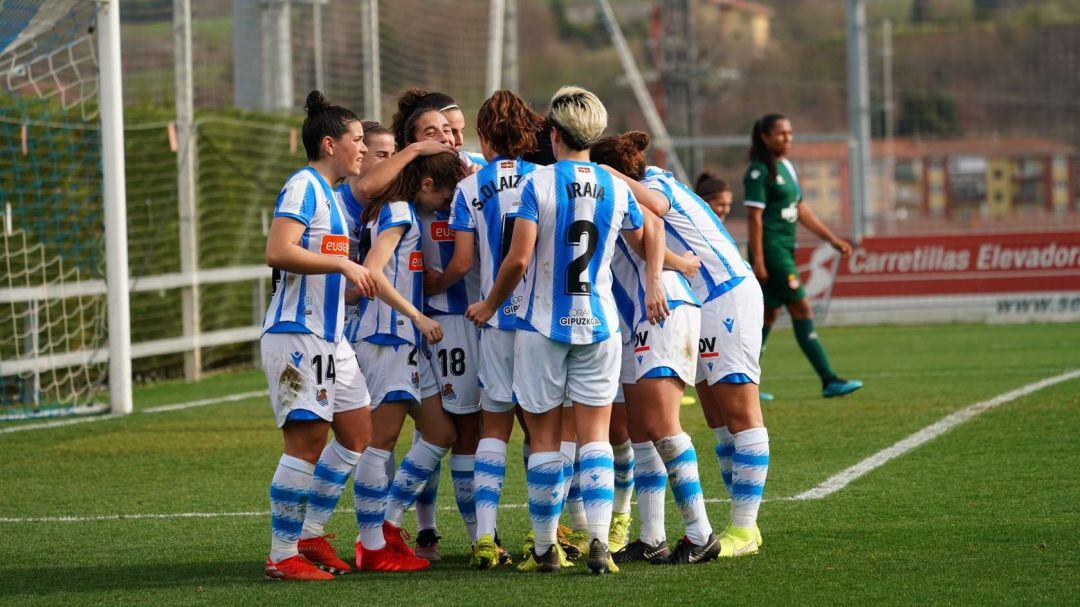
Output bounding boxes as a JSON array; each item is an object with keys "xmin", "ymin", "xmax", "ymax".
[{"xmin": 512, "ymin": 160, "xmax": 644, "ymax": 345}]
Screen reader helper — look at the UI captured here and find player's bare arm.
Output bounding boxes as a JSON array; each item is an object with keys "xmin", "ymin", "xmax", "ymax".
[
  {"xmin": 425, "ymin": 229, "xmax": 475, "ymax": 295},
  {"xmin": 747, "ymin": 206, "xmax": 768, "ymax": 282},
  {"xmin": 797, "ymin": 203, "xmax": 853, "ymax": 255},
  {"xmin": 600, "ymin": 164, "xmax": 671, "ymax": 216},
  {"xmin": 265, "ymin": 216, "xmax": 377, "ymax": 297},
  {"xmin": 466, "ymin": 215, "xmax": 534, "ymax": 327},
  {"xmin": 355, "ymin": 139, "xmax": 455, "ymax": 199},
  {"xmin": 621, "ymin": 210, "xmax": 670, "ymax": 324}
]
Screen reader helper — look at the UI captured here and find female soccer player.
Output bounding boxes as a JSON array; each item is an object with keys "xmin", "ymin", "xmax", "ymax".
[
  {"xmin": 467, "ymin": 86, "xmax": 667, "ymax": 575},
  {"xmin": 600, "ymin": 130, "xmax": 768, "ymax": 559},
  {"xmin": 694, "ymin": 172, "xmax": 732, "ymax": 220},
  {"xmin": 261, "ymin": 91, "xmax": 378, "ymax": 581},
  {"xmin": 745, "ymin": 114, "xmax": 862, "ymax": 398},
  {"xmin": 427, "ymin": 89, "xmax": 544, "ymax": 569},
  {"xmin": 594, "ymin": 133, "xmax": 721, "ymax": 564},
  {"xmin": 350, "ymin": 150, "xmax": 462, "ymax": 572},
  {"xmin": 422, "ymin": 90, "xmax": 488, "ymax": 169}
]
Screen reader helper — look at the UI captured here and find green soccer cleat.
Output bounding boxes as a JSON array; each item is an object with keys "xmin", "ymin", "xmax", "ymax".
[
  {"xmin": 609, "ymin": 512, "xmax": 632, "ymax": 554},
  {"xmin": 470, "ymin": 534, "xmax": 500, "ymax": 570},
  {"xmin": 566, "ymin": 529, "xmax": 590, "ymax": 557},
  {"xmin": 517, "ymin": 545, "xmax": 560, "ymax": 573},
  {"xmin": 717, "ymin": 526, "xmax": 759, "ymax": 558},
  {"xmin": 822, "ymin": 378, "xmax": 863, "ymax": 398}
]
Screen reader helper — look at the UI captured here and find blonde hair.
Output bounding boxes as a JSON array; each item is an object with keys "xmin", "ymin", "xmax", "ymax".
[{"xmin": 548, "ymin": 85, "xmax": 607, "ymax": 151}]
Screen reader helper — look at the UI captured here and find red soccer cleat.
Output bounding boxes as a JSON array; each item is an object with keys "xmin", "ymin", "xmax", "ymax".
[
  {"xmin": 383, "ymin": 522, "xmax": 420, "ymax": 558},
  {"xmin": 298, "ymin": 534, "xmax": 352, "ymax": 575},
  {"xmin": 356, "ymin": 541, "xmax": 430, "ymax": 572},
  {"xmin": 264, "ymin": 554, "xmax": 336, "ymax": 581}
]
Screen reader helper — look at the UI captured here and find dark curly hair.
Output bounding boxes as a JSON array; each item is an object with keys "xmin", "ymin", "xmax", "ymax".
[
  {"xmin": 301, "ymin": 90, "xmax": 359, "ymax": 161},
  {"xmin": 590, "ymin": 130, "xmax": 650, "ymax": 180},
  {"xmin": 477, "ymin": 90, "xmax": 544, "ymax": 159}
]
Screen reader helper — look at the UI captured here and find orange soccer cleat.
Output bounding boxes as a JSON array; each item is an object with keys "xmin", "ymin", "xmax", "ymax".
[
  {"xmin": 383, "ymin": 522, "xmax": 420, "ymax": 558},
  {"xmin": 264, "ymin": 554, "xmax": 336, "ymax": 581},
  {"xmin": 356, "ymin": 541, "xmax": 430, "ymax": 572},
  {"xmin": 298, "ymin": 534, "xmax": 352, "ymax": 575}
]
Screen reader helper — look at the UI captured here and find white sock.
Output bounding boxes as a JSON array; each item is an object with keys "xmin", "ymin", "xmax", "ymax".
[
  {"xmin": 385, "ymin": 437, "xmax": 448, "ymax": 527},
  {"xmin": 354, "ymin": 447, "xmax": 391, "ymax": 550},
  {"xmin": 578, "ymin": 441, "xmax": 615, "ymax": 546},
  {"xmin": 527, "ymin": 451, "xmax": 565, "ymax": 554},
  {"xmin": 473, "ymin": 438, "xmax": 508, "ymax": 539},
  {"xmin": 712, "ymin": 426, "xmax": 735, "ymax": 499},
  {"xmin": 632, "ymin": 441, "xmax": 667, "ymax": 545},
  {"xmin": 450, "ymin": 454, "xmax": 477, "ymax": 542},
  {"xmin": 612, "ymin": 440, "xmax": 635, "ymax": 515},
  {"xmin": 559, "ymin": 440, "xmax": 576, "ymax": 522},
  {"xmin": 300, "ymin": 440, "xmax": 361, "ymax": 540},
  {"xmin": 269, "ymin": 454, "xmax": 314, "ymax": 562},
  {"xmin": 731, "ymin": 427, "xmax": 769, "ymax": 529},
  {"xmin": 414, "ymin": 430, "xmax": 440, "ymax": 531},
  {"xmin": 656, "ymin": 432, "xmax": 712, "ymax": 544},
  {"xmin": 566, "ymin": 450, "xmax": 588, "ymax": 531}
]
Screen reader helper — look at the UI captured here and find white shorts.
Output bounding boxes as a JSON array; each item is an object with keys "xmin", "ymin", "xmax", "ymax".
[
  {"xmin": 619, "ymin": 337, "xmax": 637, "ymax": 385},
  {"xmin": 353, "ymin": 339, "xmax": 439, "ymax": 409},
  {"xmin": 696, "ymin": 279, "xmax": 764, "ymax": 385},
  {"xmin": 261, "ymin": 332, "xmax": 370, "ymax": 428},
  {"xmin": 478, "ymin": 327, "xmax": 516, "ymax": 413},
  {"xmin": 634, "ymin": 304, "xmax": 701, "ymax": 386},
  {"xmin": 426, "ymin": 315, "xmax": 481, "ymax": 415},
  {"xmin": 512, "ymin": 330, "xmax": 621, "ymax": 414}
]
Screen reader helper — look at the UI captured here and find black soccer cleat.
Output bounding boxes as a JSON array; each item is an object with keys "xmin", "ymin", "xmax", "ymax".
[
  {"xmin": 613, "ymin": 538, "xmax": 670, "ymax": 564},
  {"xmin": 654, "ymin": 534, "xmax": 720, "ymax": 565},
  {"xmin": 586, "ymin": 538, "xmax": 618, "ymax": 575}
]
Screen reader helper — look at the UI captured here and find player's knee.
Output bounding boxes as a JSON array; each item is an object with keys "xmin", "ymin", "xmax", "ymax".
[
  {"xmin": 763, "ymin": 306, "xmax": 781, "ymax": 325},
  {"xmin": 788, "ymin": 298, "xmax": 813, "ymax": 319},
  {"xmin": 424, "ymin": 424, "xmax": 457, "ymax": 449}
]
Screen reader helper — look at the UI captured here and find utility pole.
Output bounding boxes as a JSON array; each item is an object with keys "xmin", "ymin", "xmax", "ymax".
[
  {"xmin": 882, "ymin": 18, "xmax": 895, "ymax": 219},
  {"xmin": 486, "ymin": 0, "xmax": 506, "ymax": 95},
  {"xmin": 846, "ymin": 0, "xmax": 872, "ymax": 242},
  {"xmin": 659, "ymin": 0, "xmax": 701, "ymax": 176},
  {"xmin": 312, "ymin": 0, "xmax": 325, "ymax": 93},
  {"xmin": 503, "ymin": 0, "xmax": 519, "ymax": 91},
  {"xmin": 174, "ymin": 0, "xmax": 201, "ymax": 380},
  {"xmin": 361, "ymin": 0, "xmax": 381, "ymax": 120}
]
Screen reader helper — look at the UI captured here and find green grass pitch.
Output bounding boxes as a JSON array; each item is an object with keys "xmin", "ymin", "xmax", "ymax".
[{"xmin": 1, "ymin": 323, "xmax": 1078, "ymax": 605}]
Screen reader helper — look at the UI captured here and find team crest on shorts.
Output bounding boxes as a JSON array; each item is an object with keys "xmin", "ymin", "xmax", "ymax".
[
  {"xmin": 411, "ymin": 371, "xmax": 420, "ymax": 388},
  {"xmin": 442, "ymin": 383, "xmax": 457, "ymax": 402},
  {"xmin": 290, "ymin": 351, "xmax": 303, "ymax": 367},
  {"xmin": 315, "ymin": 388, "xmax": 329, "ymax": 407},
  {"xmin": 787, "ymin": 273, "xmax": 801, "ymax": 289}
]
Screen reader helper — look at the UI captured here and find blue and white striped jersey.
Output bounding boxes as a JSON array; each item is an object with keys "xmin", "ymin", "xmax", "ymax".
[
  {"xmin": 419, "ymin": 208, "xmax": 483, "ymax": 315},
  {"xmin": 643, "ymin": 166, "xmax": 751, "ymax": 303},
  {"xmin": 512, "ymin": 160, "xmax": 644, "ymax": 345},
  {"xmin": 611, "ymin": 236, "xmax": 700, "ymax": 332},
  {"xmin": 449, "ymin": 156, "xmax": 538, "ymax": 330},
  {"xmin": 335, "ymin": 183, "xmax": 366, "ymax": 345},
  {"xmin": 264, "ymin": 167, "xmax": 350, "ymax": 343},
  {"xmin": 353, "ymin": 200, "xmax": 424, "ymax": 346}
]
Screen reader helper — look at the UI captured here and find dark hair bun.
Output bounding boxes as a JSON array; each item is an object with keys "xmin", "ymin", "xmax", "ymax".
[
  {"xmin": 695, "ymin": 171, "xmax": 716, "ymax": 189},
  {"xmin": 304, "ymin": 90, "xmax": 331, "ymax": 115},
  {"xmin": 625, "ymin": 131, "xmax": 650, "ymax": 152}
]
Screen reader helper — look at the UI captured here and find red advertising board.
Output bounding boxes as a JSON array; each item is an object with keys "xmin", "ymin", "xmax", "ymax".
[{"xmin": 795, "ymin": 231, "xmax": 1080, "ymax": 298}]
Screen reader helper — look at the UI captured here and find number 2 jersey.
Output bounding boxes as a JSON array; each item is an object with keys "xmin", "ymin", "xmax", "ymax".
[
  {"xmin": 263, "ymin": 167, "xmax": 350, "ymax": 342},
  {"xmin": 352, "ymin": 200, "xmax": 424, "ymax": 347},
  {"xmin": 513, "ymin": 160, "xmax": 644, "ymax": 345},
  {"xmin": 643, "ymin": 166, "xmax": 751, "ymax": 303},
  {"xmin": 418, "ymin": 208, "xmax": 482, "ymax": 315},
  {"xmin": 449, "ymin": 155, "xmax": 538, "ymax": 329}
]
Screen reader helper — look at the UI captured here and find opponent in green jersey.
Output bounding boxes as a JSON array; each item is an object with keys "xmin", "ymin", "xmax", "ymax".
[{"xmin": 744, "ymin": 114, "xmax": 862, "ymax": 398}]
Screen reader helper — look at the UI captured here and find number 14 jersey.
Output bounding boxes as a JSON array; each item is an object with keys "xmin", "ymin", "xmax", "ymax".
[{"xmin": 513, "ymin": 160, "xmax": 644, "ymax": 345}]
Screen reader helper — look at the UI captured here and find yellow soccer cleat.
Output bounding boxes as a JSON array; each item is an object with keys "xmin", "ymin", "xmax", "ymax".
[
  {"xmin": 717, "ymin": 526, "xmax": 759, "ymax": 559},
  {"xmin": 470, "ymin": 534, "xmax": 500, "ymax": 570},
  {"xmin": 609, "ymin": 512, "xmax": 632, "ymax": 554},
  {"xmin": 517, "ymin": 544, "xmax": 560, "ymax": 573}
]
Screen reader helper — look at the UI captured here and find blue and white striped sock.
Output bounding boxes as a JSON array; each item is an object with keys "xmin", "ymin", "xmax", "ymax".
[
  {"xmin": 558, "ymin": 441, "xmax": 575, "ymax": 517},
  {"xmin": 578, "ymin": 441, "xmax": 615, "ymax": 546},
  {"xmin": 415, "ymin": 430, "xmax": 441, "ymax": 532},
  {"xmin": 474, "ymin": 438, "xmax": 507, "ymax": 539},
  {"xmin": 564, "ymin": 446, "xmax": 588, "ymax": 531},
  {"xmin": 656, "ymin": 433, "xmax": 712, "ymax": 545},
  {"xmin": 632, "ymin": 441, "xmax": 667, "ymax": 545},
  {"xmin": 713, "ymin": 426, "xmax": 735, "ymax": 499},
  {"xmin": 301, "ymin": 439, "xmax": 361, "ymax": 540},
  {"xmin": 386, "ymin": 437, "xmax": 447, "ymax": 528},
  {"xmin": 527, "ymin": 451, "xmax": 565, "ymax": 554},
  {"xmin": 613, "ymin": 440, "xmax": 635, "ymax": 515},
  {"xmin": 450, "ymin": 454, "xmax": 477, "ymax": 542},
  {"xmin": 731, "ymin": 427, "xmax": 769, "ymax": 529},
  {"xmin": 355, "ymin": 447, "xmax": 391, "ymax": 550},
  {"xmin": 269, "ymin": 454, "xmax": 314, "ymax": 562}
]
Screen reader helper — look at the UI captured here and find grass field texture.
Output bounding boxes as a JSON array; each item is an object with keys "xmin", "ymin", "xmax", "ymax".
[{"xmin": 1, "ymin": 323, "xmax": 1078, "ymax": 605}]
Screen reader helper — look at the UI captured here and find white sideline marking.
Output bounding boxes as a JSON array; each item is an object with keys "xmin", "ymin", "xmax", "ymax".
[
  {"xmin": 791, "ymin": 368, "xmax": 1080, "ymax": 501},
  {"xmin": 1, "ymin": 370, "xmax": 1075, "ymax": 522},
  {"xmin": 0, "ymin": 390, "xmax": 269, "ymax": 434}
]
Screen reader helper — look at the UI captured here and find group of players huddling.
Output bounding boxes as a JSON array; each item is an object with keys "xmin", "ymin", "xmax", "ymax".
[{"xmin": 260, "ymin": 84, "xmax": 861, "ymax": 580}]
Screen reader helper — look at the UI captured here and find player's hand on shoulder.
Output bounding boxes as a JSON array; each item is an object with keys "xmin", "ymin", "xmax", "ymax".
[
  {"xmin": 415, "ymin": 314, "xmax": 444, "ymax": 344},
  {"xmin": 678, "ymin": 251, "xmax": 701, "ymax": 279},
  {"xmin": 465, "ymin": 301, "xmax": 495, "ymax": 328},
  {"xmin": 341, "ymin": 258, "xmax": 378, "ymax": 298}
]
